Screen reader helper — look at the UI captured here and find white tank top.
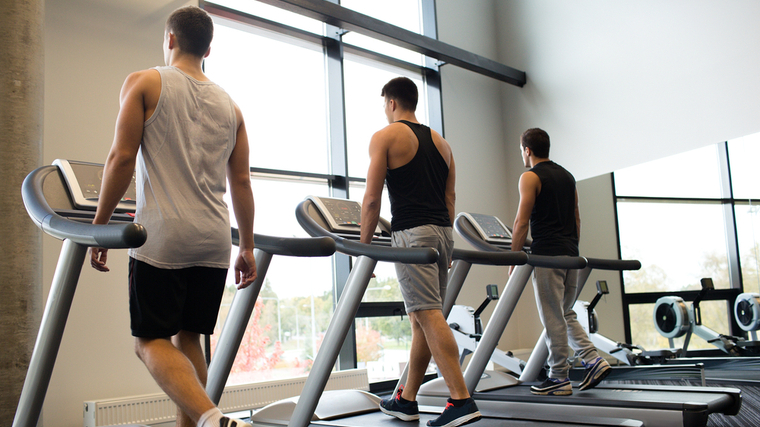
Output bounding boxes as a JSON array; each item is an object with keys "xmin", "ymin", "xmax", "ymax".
[{"xmin": 129, "ymin": 66, "xmax": 236, "ymax": 269}]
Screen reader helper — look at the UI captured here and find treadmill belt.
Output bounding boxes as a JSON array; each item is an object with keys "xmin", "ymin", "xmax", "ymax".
[
  {"xmin": 309, "ymin": 409, "xmax": 642, "ymax": 427},
  {"xmin": 480, "ymin": 383, "xmax": 737, "ymax": 411}
]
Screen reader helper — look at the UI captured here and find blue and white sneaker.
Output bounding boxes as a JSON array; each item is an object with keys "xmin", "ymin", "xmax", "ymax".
[
  {"xmin": 379, "ymin": 385, "xmax": 420, "ymax": 421},
  {"xmin": 530, "ymin": 377, "xmax": 572, "ymax": 395},
  {"xmin": 427, "ymin": 397, "xmax": 481, "ymax": 427},
  {"xmin": 579, "ymin": 356, "xmax": 611, "ymax": 391}
]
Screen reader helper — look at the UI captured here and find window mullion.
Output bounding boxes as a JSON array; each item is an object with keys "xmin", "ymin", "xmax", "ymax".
[{"xmin": 324, "ymin": 12, "xmax": 356, "ymax": 370}]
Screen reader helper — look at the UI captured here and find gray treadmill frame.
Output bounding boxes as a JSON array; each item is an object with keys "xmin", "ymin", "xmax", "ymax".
[
  {"xmin": 283, "ymin": 198, "xmax": 640, "ymax": 427},
  {"xmin": 15, "ymin": 164, "xmax": 337, "ymax": 427},
  {"xmin": 441, "ymin": 212, "xmax": 742, "ymax": 427}
]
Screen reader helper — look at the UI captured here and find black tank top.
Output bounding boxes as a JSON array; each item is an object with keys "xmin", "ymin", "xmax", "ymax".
[
  {"xmin": 529, "ymin": 161, "xmax": 579, "ymax": 256},
  {"xmin": 385, "ymin": 120, "xmax": 451, "ymax": 231}
]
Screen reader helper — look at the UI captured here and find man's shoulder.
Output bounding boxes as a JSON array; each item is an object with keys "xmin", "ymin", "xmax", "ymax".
[
  {"xmin": 521, "ymin": 169, "xmax": 540, "ymax": 180},
  {"xmin": 371, "ymin": 122, "xmax": 408, "ymax": 144},
  {"xmin": 124, "ymin": 68, "xmax": 161, "ymax": 88}
]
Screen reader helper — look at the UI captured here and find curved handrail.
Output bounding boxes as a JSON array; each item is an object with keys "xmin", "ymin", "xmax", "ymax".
[
  {"xmin": 585, "ymin": 257, "xmax": 641, "ymax": 271},
  {"xmin": 454, "ymin": 213, "xmax": 508, "ymax": 252},
  {"xmin": 452, "ymin": 247, "xmax": 528, "ymax": 266},
  {"xmin": 22, "ymin": 165, "xmax": 147, "ymax": 248},
  {"xmin": 528, "ymin": 254, "xmax": 587, "ymax": 269},
  {"xmin": 231, "ymin": 228, "xmax": 335, "ymax": 257},
  {"xmin": 295, "ymin": 199, "xmax": 438, "ymax": 264}
]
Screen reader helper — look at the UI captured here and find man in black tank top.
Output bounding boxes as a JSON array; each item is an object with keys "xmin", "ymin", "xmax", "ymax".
[
  {"xmin": 361, "ymin": 77, "xmax": 481, "ymax": 427},
  {"xmin": 510, "ymin": 128, "xmax": 611, "ymax": 396}
]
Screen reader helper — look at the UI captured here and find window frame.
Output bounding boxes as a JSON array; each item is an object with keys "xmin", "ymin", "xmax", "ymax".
[
  {"xmin": 613, "ymin": 141, "xmax": 747, "ymax": 353},
  {"xmin": 202, "ymin": 0, "xmax": 444, "ymax": 373}
]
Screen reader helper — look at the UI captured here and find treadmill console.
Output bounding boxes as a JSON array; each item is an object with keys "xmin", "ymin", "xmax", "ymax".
[
  {"xmin": 461, "ymin": 212, "xmax": 512, "ymax": 245},
  {"xmin": 53, "ymin": 159, "xmax": 136, "ymax": 212},
  {"xmin": 307, "ymin": 196, "xmax": 381, "ymax": 238}
]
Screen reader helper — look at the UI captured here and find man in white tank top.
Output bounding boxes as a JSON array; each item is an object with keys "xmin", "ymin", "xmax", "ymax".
[{"xmin": 90, "ymin": 6, "xmax": 255, "ymax": 427}]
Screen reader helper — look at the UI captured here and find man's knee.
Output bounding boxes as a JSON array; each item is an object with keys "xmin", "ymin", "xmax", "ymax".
[
  {"xmin": 173, "ymin": 330, "xmax": 201, "ymax": 350},
  {"xmin": 409, "ymin": 308, "xmax": 446, "ymax": 328},
  {"xmin": 134, "ymin": 336, "xmax": 169, "ymax": 361},
  {"xmin": 134, "ymin": 337, "xmax": 151, "ymax": 361}
]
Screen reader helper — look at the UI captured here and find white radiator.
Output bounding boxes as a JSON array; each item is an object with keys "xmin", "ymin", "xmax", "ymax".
[{"xmin": 83, "ymin": 369, "xmax": 369, "ymax": 427}]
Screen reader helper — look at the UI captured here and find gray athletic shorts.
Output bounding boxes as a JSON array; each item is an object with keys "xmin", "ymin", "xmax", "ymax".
[{"xmin": 391, "ymin": 224, "xmax": 454, "ymax": 313}]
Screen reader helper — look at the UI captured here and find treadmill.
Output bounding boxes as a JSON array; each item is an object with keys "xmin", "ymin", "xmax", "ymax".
[
  {"xmin": 430, "ymin": 212, "xmax": 743, "ymax": 427},
  {"xmin": 15, "ymin": 161, "xmax": 336, "ymax": 427},
  {"xmin": 247, "ymin": 196, "xmax": 643, "ymax": 427}
]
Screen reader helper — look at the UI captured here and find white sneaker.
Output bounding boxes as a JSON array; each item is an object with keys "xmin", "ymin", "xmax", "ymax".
[{"xmin": 219, "ymin": 416, "xmax": 252, "ymax": 427}]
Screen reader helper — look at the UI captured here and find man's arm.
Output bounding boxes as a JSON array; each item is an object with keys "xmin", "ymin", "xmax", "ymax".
[
  {"xmin": 445, "ymin": 156, "xmax": 456, "ymax": 226},
  {"xmin": 228, "ymin": 104, "xmax": 257, "ymax": 289},
  {"xmin": 511, "ymin": 171, "xmax": 540, "ymax": 252},
  {"xmin": 91, "ymin": 70, "xmax": 157, "ymax": 272},
  {"xmin": 575, "ymin": 189, "xmax": 581, "ymax": 242},
  {"xmin": 360, "ymin": 131, "xmax": 389, "ymax": 244}
]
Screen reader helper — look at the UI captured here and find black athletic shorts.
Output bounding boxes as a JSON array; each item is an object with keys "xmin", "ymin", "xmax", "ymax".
[{"xmin": 128, "ymin": 257, "xmax": 228, "ymax": 338}]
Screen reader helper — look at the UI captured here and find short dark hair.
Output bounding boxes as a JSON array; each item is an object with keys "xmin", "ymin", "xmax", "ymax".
[
  {"xmin": 521, "ymin": 128, "xmax": 550, "ymax": 158},
  {"xmin": 165, "ymin": 6, "xmax": 214, "ymax": 58},
  {"xmin": 381, "ymin": 77, "xmax": 418, "ymax": 112}
]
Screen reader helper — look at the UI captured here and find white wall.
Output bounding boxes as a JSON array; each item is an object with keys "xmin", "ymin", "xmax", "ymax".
[
  {"xmin": 489, "ymin": 0, "xmax": 760, "ymax": 349},
  {"xmin": 496, "ymin": 0, "xmax": 760, "ymax": 182},
  {"xmin": 435, "ymin": 0, "xmax": 529, "ymax": 351},
  {"xmin": 576, "ymin": 175, "xmax": 626, "ymax": 342}
]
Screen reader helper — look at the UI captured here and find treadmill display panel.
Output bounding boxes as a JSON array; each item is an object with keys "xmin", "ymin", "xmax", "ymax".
[
  {"xmin": 307, "ymin": 196, "xmax": 381, "ymax": 236},
  {"xmin": 467, "ymin": 213, "xmax": 512, "ymax": 243},
  {"xmin": 54, "ymin": 159, "xmax": 137, "ymax": 212}
]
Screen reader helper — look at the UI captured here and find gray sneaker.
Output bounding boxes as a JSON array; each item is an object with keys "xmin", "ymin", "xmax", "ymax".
[
  {"xmin": 579, "ymin": 356, "xmax": 611, "ymax": 391},
  {"xmin": 530, "ymin": 377, "xmax": 572, "ymax": 395}
]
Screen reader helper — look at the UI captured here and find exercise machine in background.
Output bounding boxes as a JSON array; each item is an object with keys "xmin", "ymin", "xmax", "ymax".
[
  {"xmin": 448, "ymin": 284, "xmax": 527, "ymax": 374},
  {"xmin": 654, "ymin": 278, "xmax": 757, "ymax": 356},
  {"xmin": 572, "ymin": 280, "xmax": 647, "ymax": 366},
  {"xmin": 734, "ymin": 292, "xmax": 760, "ymax": 341},
  {"xmin": 447, "ymin": 211, "xmax": 742, "ymax": 427}
]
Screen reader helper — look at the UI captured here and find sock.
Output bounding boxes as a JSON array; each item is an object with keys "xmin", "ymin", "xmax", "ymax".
[
  {"xmin": 448, "ymin": 398, "xmax": 469, "ymax": 407},
  {"xmin": 399, "ymin": 395, "xmax": 414, "ymax": 404},
  {"xmin": 197, "ymin": 407, "xmax": 224, "ymax": 427}
]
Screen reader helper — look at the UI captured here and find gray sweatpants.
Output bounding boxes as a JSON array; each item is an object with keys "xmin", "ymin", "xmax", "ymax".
[
  {"xmin": 532, "ymin": 266, "xmax": 600, "ymax": 379},
  {"xmin": 392, "ymin": 225, "xmax": 453, "ymax": 313}
]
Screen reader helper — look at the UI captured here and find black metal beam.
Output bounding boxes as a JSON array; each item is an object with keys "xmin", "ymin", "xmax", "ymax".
[{"xmin": 253, "ymin": 0, "xmax": 526, "ymax": 87}]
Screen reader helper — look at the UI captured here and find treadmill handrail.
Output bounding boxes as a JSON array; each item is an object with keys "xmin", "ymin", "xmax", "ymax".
[
  {"xmin": 585, "ymin": 257, "xmax": 641, "ymax": 271},
  {"xmin": 452, "ymin": 247, "xmax": 528, "ymax": 266},
  {"xmin": 527, "ymin": 254, "xmax": 587, "ymax": 269},
  {"xmin": 231, "ymin": 228, "xmax": 336, "ymax": 257},
  {"xmin": 22, "ymin": 165, "xmax": 147, "ymax": 249},
  {"xmin": 296, "ymin": 199, "xmax": 438, "ymax": 264}
]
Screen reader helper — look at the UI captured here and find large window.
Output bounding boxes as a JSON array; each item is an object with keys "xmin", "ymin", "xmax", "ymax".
[
  {"xmin": 202, "ymin": 0, "xmax": 439, "ymax": 384},
  {"xmin": 205, "ymin": 19, "xmax": 329, "ymax": 175},
  {"xmin": 614, "ymin": 133, "xmax": 760, "ymax": 352}
]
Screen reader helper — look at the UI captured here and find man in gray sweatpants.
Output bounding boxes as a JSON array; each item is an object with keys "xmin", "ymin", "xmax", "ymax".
[{"xmin": 509, "ymin": 127, "xmax": 611, "ymax": 396}]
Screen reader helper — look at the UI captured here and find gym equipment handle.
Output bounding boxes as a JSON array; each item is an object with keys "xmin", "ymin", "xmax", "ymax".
[
  {"xmin": 231, "ymin": 228, "xmax": 336, "ymax": 257},
  {"xmin": 22, "ymin": 165, "xmax": 147, "ymax": 248},
  {"xmin": 585, "ymin": 257, "xmax": 641, "ymax": 271},
  {"xmin": 296, "ymin": 199, "xmax": 438, "ymax": 264}
]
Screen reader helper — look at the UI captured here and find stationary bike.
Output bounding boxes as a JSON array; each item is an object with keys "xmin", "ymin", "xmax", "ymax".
[
  {"xmin": 447, "ymin": 284, "xmax": 526, "ymax": 375},
  {"xmin": 573, "ymin": 280, "xmax": 649, "ymax": 365}
]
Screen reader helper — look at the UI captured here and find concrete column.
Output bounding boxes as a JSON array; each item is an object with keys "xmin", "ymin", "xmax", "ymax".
[{"xmin": 0, "ymin": 0, "xmax": 44, "ymax": 425}]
